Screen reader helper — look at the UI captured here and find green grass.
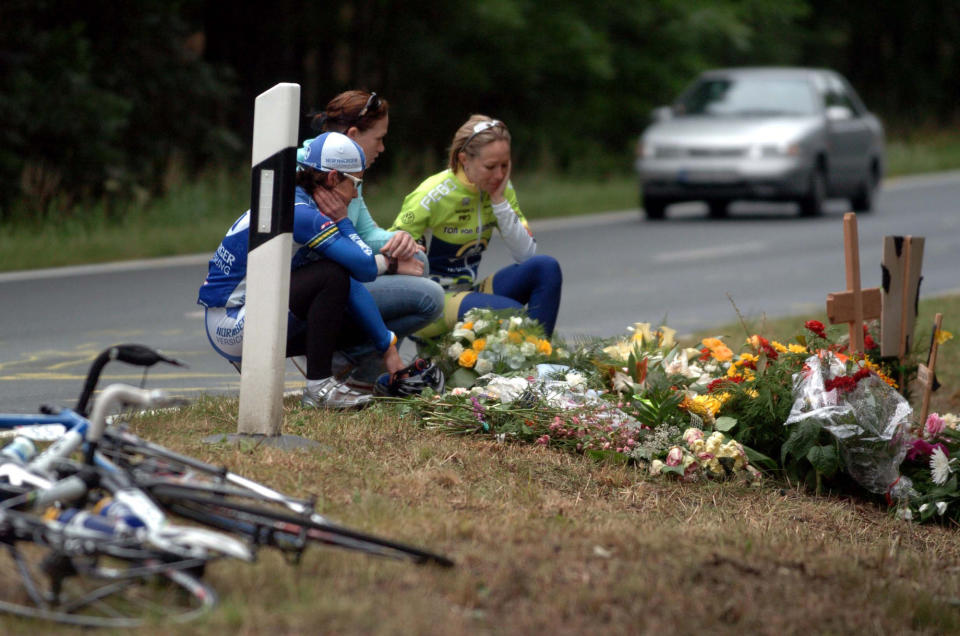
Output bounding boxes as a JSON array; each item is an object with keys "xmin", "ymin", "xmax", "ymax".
[
  {"xmin": 5, "ymin": 299, "xmax": 958, "ymax": 634},
  {"xmin": 1, "ymin": 128, "xmax": 959, "ymax": 273}
]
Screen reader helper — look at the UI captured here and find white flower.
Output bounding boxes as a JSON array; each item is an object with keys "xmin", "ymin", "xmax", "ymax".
[
  {"xmin": 475, "ymin": 357, "xmax": 493, "ymax": 374},
  {"xmin": 446, "ymin": 342, "xmax": 464, "ymax": 358},
  {"xmin": 896, "ymin": 507, "xmax": 913, "ymax": 521},
  {"xmin": 930, "ymin": 447, "xmax": 954, "ymax": 485},
  {"xmin": 473, "ymin": 319, "xmax": 489, "ymax": 333},
  {"xmin": 451, "ymin": 328, "xmax": 476, "ymax": 342},
  {"xmin": 919, "ymin": 503, "xmax": 930, "ymax": 514},
  {"xmin": 507, "ymin": 356, "xmax": 526, "ymax": 370},
  {"xmin": 510, "ymin": 316, "xmax": 523, "ymax": 328},
  {"xmin": 520, "ymin": 342, "xmax": 536, "ymax": 356},
  {"xmin": 937, "ymin": 501, "xmax": 949, "ymax": 516},
  {"xmin": 564, "ymin": 372, "xmax": 586, "ymax": 390}
]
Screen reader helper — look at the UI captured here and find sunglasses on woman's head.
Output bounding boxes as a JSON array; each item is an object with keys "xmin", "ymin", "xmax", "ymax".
[
  {"xmin": 463, "ymin": 119, "xmax": 502, "ymax": 148},
  {"xmin": 358, "ymin": 92, "xmax": 380, "ymax": 118}
]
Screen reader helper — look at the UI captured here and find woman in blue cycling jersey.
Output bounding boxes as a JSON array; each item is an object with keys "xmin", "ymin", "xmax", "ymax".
[
  {"xmin": 390, "ymin": 115, "xmax": 562, "ymax": 337},
  {"xmin": 198, "ymin": 132, "xmax": 404, "ymax": 409},
  {"xmin": 307, "ymin": 90, "xmax": 444, "ymax": 385}
]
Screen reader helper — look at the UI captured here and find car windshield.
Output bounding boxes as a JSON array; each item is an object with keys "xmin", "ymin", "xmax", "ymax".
[{"xmin": 677, "ymin": 77, "xmax": 818, "ymax": 117}]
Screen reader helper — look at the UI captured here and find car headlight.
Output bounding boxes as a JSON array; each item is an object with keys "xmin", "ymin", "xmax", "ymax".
[{"xmin": 748, "ymin": 143, "xmax": 801, "ymax": 159}]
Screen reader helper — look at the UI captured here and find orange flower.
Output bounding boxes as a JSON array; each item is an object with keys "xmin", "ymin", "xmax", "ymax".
[
  {"xmin": 473, "ymin": 338, "xmax": 486, "ymax": 352},
  {"xmin": 701, "ymin": 337, "xmax": 733, "ymax": 362},
  {"xmin": 537, "ymin": 339, "xmax": 552, "ymax": 355},
  {"xmin": 462, "ymin": 321, "xmax": 474, "ymax": 330},
  {"xmin": 508, "ymin": 330, "xmax": 524, "ymax": 344},
  {"xmin": 458, "ymin": 349, "xmax": 478, "ymax": 368}
]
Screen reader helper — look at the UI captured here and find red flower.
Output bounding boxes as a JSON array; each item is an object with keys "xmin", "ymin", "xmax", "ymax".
[
  {"xmin": 863, "ymin": 325, "xmax": 878, "ymax": 350},
  {"xmin": 707, "ymin": 377, "xmax": 743, "ymax": 393},
  {"xmin": 698, "ymin": 347, "xmax": 711, "ymax": 362},
  {"xmin": 805, "ymin": 320, "xmax": 826, "ymax": 339},
  {"xmin": 825, "ymin": 375, "xmax": 857, "ymax": 393}
]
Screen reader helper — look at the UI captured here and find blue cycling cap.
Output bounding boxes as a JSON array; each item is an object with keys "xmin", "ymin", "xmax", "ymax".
[{"xmin": 297, "ymin": 132, "xmax": 366, "ymax": 173}]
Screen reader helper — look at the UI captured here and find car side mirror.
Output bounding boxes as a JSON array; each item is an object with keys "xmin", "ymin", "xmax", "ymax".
[
  {"xmin": 826, "ymin": 105, "xmax": 853, "ymax": 121},
  {"xmin": 651, "ymin": 106, "xmax": 673, "ymax": 123}
]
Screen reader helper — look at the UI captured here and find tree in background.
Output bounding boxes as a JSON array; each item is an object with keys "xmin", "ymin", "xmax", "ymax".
[{"xmin": 2, "ymin": 0, "xmax": 958, "ymax": 221}]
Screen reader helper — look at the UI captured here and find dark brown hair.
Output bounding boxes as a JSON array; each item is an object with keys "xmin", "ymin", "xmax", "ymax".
[
  {"xmin": 295, "ymin": 166, "xmax": 332, "ymax": 194},
  {"xmin": 447, "ymin": 115, "xmax": 511, "ymax": 172},
  {"xmin": 311, "ymin": 90, "xmax": 389, "ymax": 134}
]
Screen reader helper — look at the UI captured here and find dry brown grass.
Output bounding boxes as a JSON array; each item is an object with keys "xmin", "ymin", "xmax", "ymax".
[{"xmin": 8, "ymin": 390, "xmax": 960, "ymax": 636}]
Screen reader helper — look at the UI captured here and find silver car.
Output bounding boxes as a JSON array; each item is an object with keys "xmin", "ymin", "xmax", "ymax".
[{"xmin": 635, "ymin": 67, "xmax": 884, "ymax": 219}]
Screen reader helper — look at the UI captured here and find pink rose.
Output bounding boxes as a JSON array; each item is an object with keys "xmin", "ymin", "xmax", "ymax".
[
  {"xmin": 666, "ymin": 446, "xmax": 684, "ymax": 466},
  {"xmin": 926, "ymin": 413, "xmax": 946, "ymax": 439}
]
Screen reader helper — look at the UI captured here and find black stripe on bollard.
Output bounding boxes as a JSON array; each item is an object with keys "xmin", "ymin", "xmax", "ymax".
[{"xmin": 248, "ymin": 146, "xmax": 297, "ymax": 252}]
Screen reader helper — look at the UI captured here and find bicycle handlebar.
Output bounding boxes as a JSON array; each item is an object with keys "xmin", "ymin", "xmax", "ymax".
[
  {"xmin": 75, "ymin": 344, "xmax": 184, "ymax": 416},
  {"xmin": 87, "ymin": 384, "xmax": 171, "ymax": 444}
]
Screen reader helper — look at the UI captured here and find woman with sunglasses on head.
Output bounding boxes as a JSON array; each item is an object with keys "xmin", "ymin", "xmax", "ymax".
[
  {"xmin": 307, "ymin": 90, "xmax": 444, "ymax": 386},
  {"xmin": 198, "ymin": 132, "xmax": 405, "ymax": 409},
  {"xmin": 390, "ymin": 115, "xmax": 562, "ymax": 337}
]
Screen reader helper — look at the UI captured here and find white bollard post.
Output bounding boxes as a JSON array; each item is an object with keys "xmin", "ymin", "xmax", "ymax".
[{"xmin": 237, "ymin": 83, "xmax": 300, "ymax": 435}]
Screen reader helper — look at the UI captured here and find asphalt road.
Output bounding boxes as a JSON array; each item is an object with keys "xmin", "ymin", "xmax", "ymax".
[{"xmin": 1, "ymin": 172, "xmax": 958, "ymax": 413}]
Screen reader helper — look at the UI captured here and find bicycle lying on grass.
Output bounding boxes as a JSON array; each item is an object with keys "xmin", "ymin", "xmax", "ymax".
[{"xmin": 0, "ymin": 344, "xmax": 453, "ymax": 627}]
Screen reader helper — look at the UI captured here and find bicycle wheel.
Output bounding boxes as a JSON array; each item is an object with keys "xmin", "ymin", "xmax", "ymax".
[
  {"xmin": 0, "ymin": 511, "xmax": 216, "ymax": 628},
  {"xmin": 146, "ymin": 482, "xmax": 454, "ymax": 567}
]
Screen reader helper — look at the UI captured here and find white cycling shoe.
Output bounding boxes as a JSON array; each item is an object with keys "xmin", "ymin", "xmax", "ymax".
[{"xmin": 301, "ymin": 377, "xmax": 372, "ymax": 410}]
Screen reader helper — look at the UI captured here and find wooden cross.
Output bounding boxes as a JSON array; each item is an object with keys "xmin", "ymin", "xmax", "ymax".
[
  {"xmin": 917, "ymin": 313, "xmax": 943, "ymax": 427},
  {"xmin": 879, "ymin": 235, "xmax": 925, "ymax": 359},
  {"xmin": 826, "ymin": 213, "xmax": 880, "ymax": 355}
]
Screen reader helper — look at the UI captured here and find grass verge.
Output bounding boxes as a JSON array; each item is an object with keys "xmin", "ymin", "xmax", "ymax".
[{"xmin": 6, "ymin": 297, "xmax": 958, "ymax": 634}]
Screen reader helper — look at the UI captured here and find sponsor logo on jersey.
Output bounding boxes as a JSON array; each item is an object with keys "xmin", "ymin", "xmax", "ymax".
[{"xmin": 419, "ymin": 178, "xmax": 457, "ymax": 210}]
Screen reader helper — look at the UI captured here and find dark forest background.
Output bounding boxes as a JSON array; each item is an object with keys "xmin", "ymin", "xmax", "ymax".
[{"xmin": 2, "ymin": 0, "xmax": 957, "ymax": 220}]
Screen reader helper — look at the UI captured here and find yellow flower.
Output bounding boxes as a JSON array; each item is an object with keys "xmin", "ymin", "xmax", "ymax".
[
  {"xmin": 462, "ymin": 321, "xmax": 474, "ymax": 330},
  {"xmin": 525, "ymin": 335, "xmax": 540, "ymax": 345},
  {"xmin": 603, "ymin": 340, "xmax": 632, "ymax": 361},
  {"xmin": 657, "ymin": 326, "xmax": 676, "ymax": 348},
  {"xmin": 458, "ymin": 349, "xmax": 478, "ymax": 368},
  {"xmin": 788, "ymin": 344, "xmax": 808, "ymax": 354},
  {"xmin": 936, "ymin": 329, "xmax": 954, "ymax": 345},
  {"xmin": 630, "ymin": 322, "xmax": 654, "ymax": 345},
  {"xmin": 507, "ymin": 330, "xmax": 524, "ymax": 344},
  {"xmin": 473, "ymin": 338, "xmax": 486, "ymax": 352},
  {"xmin": 537, "ymin": 339, "xmax": 552, "ymax": 355},
  {"xmin": 771, "ymin": 341, "xmax": 788, "ymax": 353},
  {"xmin": 862, "ymin": 358, "xmax": 898, "ymax": 389},
  {"xmin": 737, "ymin": 353, "xmax": 758, "ymax": 364}
]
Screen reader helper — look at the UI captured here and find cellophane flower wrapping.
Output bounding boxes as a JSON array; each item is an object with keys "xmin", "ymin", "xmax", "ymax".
[{"xmin": 784, "ymin": 352, "xmax": 913, "ymax": 496}]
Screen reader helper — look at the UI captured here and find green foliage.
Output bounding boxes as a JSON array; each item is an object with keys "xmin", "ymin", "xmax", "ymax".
[{"xmin": 0, "ymin": 2, "xmax": 239, "ymax": 221}]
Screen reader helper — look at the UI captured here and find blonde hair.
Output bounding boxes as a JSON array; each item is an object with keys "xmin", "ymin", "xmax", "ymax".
[{"xmin": 447, "ymin": 115, "xmax": 511, "ymax": 172}]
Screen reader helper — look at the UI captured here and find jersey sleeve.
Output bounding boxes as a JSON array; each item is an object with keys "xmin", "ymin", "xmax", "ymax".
[
  {"xmin": 294, "ymin": 203, "xmax": 379, "ymax": 282},
  {"xmin": 492, "ymin": 183, "xmax": 536, "ymax": 262},
  {"xmin": 389, "ymin": 185, "xmax": 434, "ymax": 240}
]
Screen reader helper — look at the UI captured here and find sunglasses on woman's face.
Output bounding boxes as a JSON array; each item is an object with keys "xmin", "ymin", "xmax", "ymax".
[
  {"xmin": 358, "ymin": 92, "xmax": 380, "ymax": 118},
  {"xmin": 337, "ymin": 171, "xmax": 363, "ymax": 188}
]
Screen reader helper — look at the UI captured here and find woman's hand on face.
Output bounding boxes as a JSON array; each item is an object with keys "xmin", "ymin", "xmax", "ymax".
[
  {"xmin": 312, "ymin": 187, "xmax": 348, "ymax": 221},
  {"xmin": 394, "ymin": 256, "xmax": 424, "ymax": 276},
  {"xmin": 489, "ymin": 159, "xmax": 511, "ymax": 204},
  {"xmin": 380, "ymin": 231, "xmax": 422, "ymax": 260}
]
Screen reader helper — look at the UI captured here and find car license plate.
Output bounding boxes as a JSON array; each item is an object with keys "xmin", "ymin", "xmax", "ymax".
[{"xmin": 679, "ymin": 170, "xmax": 737, "ymax": 183}]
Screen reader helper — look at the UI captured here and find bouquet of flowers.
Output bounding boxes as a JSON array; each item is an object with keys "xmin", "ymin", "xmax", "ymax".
[
  {"xmin": 438, "ymin": 308, "xmax": 558, "ymax": 387},
  {"xmin": 782, "ymin": 350, "xmax": 913, "ymax": 496}
]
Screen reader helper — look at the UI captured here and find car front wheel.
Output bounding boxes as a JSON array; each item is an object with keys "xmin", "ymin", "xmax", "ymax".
[{"xmin": 799, "ymin": 166, "xmax": 826, "ymax": 217}]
